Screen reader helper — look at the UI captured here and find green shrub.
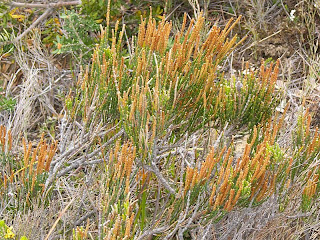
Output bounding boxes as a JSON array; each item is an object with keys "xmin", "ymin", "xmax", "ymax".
[{"xmin": 53, "ymin": 9, "xmax": 100, "ymax": 59}]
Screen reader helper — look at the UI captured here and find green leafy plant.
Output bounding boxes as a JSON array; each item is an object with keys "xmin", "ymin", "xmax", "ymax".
[
  {"xmin": 53, "ymin": 9, "xmax": 100, "ymax": 59},
  {"xmin": 0, "ymin": 29, "xmax": 14, "ymax": 56},
  {"xmin": 0, "ymin": 88, "xmax": 15, "ymax": 111}
]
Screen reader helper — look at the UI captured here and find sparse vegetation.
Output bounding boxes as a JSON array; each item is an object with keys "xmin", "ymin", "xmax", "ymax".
[{"xmin": 0, "ymin": 0, "xmax": 320, "ymax": 239}]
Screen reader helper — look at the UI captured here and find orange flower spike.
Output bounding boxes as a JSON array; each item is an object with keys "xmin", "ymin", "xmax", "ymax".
[
  {"xmin": 137, "ymin": 16, "xmax": 146, "ymax": 47},
  {"xmin": 251, "ymin": 145, "xmax": 265, "ymax": 169},
  {"xmin": 207, "ymin": 148, "xmax": 217, "ymax": 173},
  {"xmin": 184, "ymin": 167, "xmax": 193, "ymax": 193},
  {"xmin": 242, "ymin": 163, "xmax": 250, "ymax": 181},
  {"xmin": 226, "ymin": 156, "xmax": 234, "ymax": 173},
  {"xmin": 24, "ymin": 141, "xmax": 32, "ymax": 166},
  {"xmin": 271, "ymin": 122, "xmax": 280, "ymax": 145},
  {"xmin": 286, "ymin": 158, "xmax": 293, "ymax": 175},
  {"xmin": 184, "ymin": 15, "xmax": 196, "ymax": 39},
  {"xmin": 0, "ymin": 125, "xmax": 4, "ymax": 141},
  {"xmin": 225, "ymin": 188, "xmax": 235, "ymax": 211},
  {"xmin": 216, "ymin": 167, "xmax": 225, "ymax": 186},
  {"xmin": 255, "ymin": 154, "xmax": 270, "ymax": 180},
  {"xmin": 9, "ymin": 169, "xmax": 14, "ymax": 183},
  {"xmin": 267, "ymin": 60, "xmax": 279, "ymax": 94},
  {"xmin": 45, "ymin": 144, "xmax": 56, "ymax": 172},
  {"xmin": 238, "ymin": 154, "xmax": 249, "ymax": 173},
  {"xmin": 314, "ymin": 174, "xmax": 319, "ymax": 182},
  {"xmin": 120, "ymin": 144, "xmax": 128, "ymax": 180},
  {"xmin": 31, "ymin": 168, "xmax": 37, "ymax": 192},
  {"xmin": 306, "ymin": 114, "xmax": 312, "ymax": 137},
  {"xmin": 218, "ymin": 146, "xmax": 227, "ymax": 164},
  {"xmin": 3, "ymin": 173, "xmax": 7, "ymax": 190},
  {"xmin": 269, "ymin": 174, "xmax": 277, "ymax": 196},
  {"xmin": 128, "ymin": 146, "xmax": 136, "ymax": 176},
  {"xmin": 180, "ymin": 13, "xmax": 187, "ymax": 36},
  {"xmin": 8, "ymin": 129, "xmax": 12, "ymax": 151},
  {"xmin": 125, "ymin": 213, "xmax": 134, "ymax": 238},
  {"xmin": 213, "ymin": 193, "xmax": 221, "ymax": 210},
  {"xmin": 241, "ymin": 143, "xmax": 249, "ymax": 161},
  {"xmin": 235, "ymin": 170, "xmax": 244, "ymax": 187},
  {"xmin": 198, "ymin": 164, "xmax": 206, "ymax": 183},
  {"xmin": 306, "ymin": 170, "xmax": 313, "ymax": 181},
  {"xmin": 235, "ymin": 157, "xmax": 242, "ymax": 173},
  {"xmin": 0, "ymin": 125, "xmax": 4, "ymax": 151},
  {"xmin": 37, "ymin": 141, "xmax": 47, "ymax": 174},
  {"xmin": 308, "ymin": 128, "xmax": 318, "ymax": 155},
  {"xmin": 221, "ymin": 183, "xmax": 232, "ymax": 204},
  {"xmin": 310, "ymin": 184, "xmax": 316, "ymax": 197},
  {"xmin": 265, "ymin": 62, "xmax": 274, "ymax": 83},
  {"xmin": 303, "ymin": 180, "xmax": 311, "ymax": 196},
  {"xmin": 303, "ymin": 108, "xmax": 310, "ymax": 122},
  {"xmin": 223, "ymin": 147, "xmax": 232, "ymax": 166},
  {"xmin": 256, "ymin": 181, "xmax": 268, "ymax": 202},
  {"xmin": 111, "ymin": 216, "xmax": 121, "ymax": 239},
  {"xmin": 190, "ymin": 169, "xmax": 199, "ymax": 188},
  {"xmin": 285, "ymin": 179, "xmax": 291, "ymax": 189},
  {"xmin": 232, "ymin": 182, "xmax": 243, "ymax": 206},
  {"xmin": 209, "ymin": 184, "xmax": 217, "ymax": 206},
  {"xmin": 219, "ymin": 168, "xmax": 231, "ymax": 192},
  {"xmin": 29, "ymin": 148, "xmax": 37, "ymax": 178},
  {"xmin": 250, "ymin": 126, "xmax": 258, "ymax": 146}
]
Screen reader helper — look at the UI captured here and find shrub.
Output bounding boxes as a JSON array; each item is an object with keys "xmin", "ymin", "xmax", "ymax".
[
  {"xmin": 1, "ymin": 3, "xmax": 320, "ymax": 239},
  {"xmin": 59, "ymin": 11, "xmax": 320, "ymax": 238}
]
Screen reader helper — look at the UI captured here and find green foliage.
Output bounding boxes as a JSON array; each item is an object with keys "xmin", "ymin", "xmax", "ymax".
[
  {"xmin": 81, "ymin": 0, "xmax": 164, "ymax": 22},
  {"xmin": 81, "ymin": 0, "xmax": 165, "ymax": 37},
  {"xmin": 0, "ymin": 2, "xmax": 11, "ymax": 28},
  {"xmin": 0, "ymin": 89, "xmax": 16, "ymax": 111},
  {"xmin": 42, "ymin": 17, "xmax": 62, "ymax": 47},
  {"xmin": 81, "ymin": 0, "xmax": 123, "ymax": 20},
  {"xmin": 0, "ymin": 29, "xmax": 14, "ymax": 56},
  {"xmin": 53, "ymin": 9, "xmax": 100, "ymax": 59}
]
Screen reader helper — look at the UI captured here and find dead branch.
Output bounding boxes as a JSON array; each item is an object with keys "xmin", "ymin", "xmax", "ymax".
[
  {"xmin": 9, "ymin": 1, "xmax": 81, "ymax": 8},
  {"xmin": 13, "ymin": 8, "xmax": 53, "ymax": 43}
]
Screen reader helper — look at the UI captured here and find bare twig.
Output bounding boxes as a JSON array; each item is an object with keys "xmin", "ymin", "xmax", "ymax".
[
  {"xmin": 45, "ymin": 128, "xmax": 124, "ymax": 190},
  {"xmin": 13, "ymin": 8, "xmax": 53, "ymax": 43},
  {"xmin": 44, "ymin": 197, "xmax": 76, "ymax": 240},
  {"xmin": 136, "ymin": 226, "xmax": 169, "ymax": 240},
  {"xmin": 164, "ymin": 192, "xmax": 191, "ymax": 240},
  {"xmin": 9, "ymin": 1, "xmax": 81, "ymax": 8},
  {"xmin": 74, "ymin": 210, "xmax": 96, "ymax": 226},
  {"xmin": 142, "ymin": 162, "xmax": 176, "ymax": 195},
  {"xmin": 178, "ymin": 193, "xmax": 202, "ymax": 239}
]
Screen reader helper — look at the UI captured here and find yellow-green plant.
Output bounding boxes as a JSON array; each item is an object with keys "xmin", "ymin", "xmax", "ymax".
[{"xmin": 0, "ymin": 220, "xmax": 28, "ymax": 240}]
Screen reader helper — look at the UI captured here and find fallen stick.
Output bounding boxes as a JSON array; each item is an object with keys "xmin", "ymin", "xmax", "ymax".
[{"xmin": 9, "ymin": 0, "xmax": 81, "ymax": 8}]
